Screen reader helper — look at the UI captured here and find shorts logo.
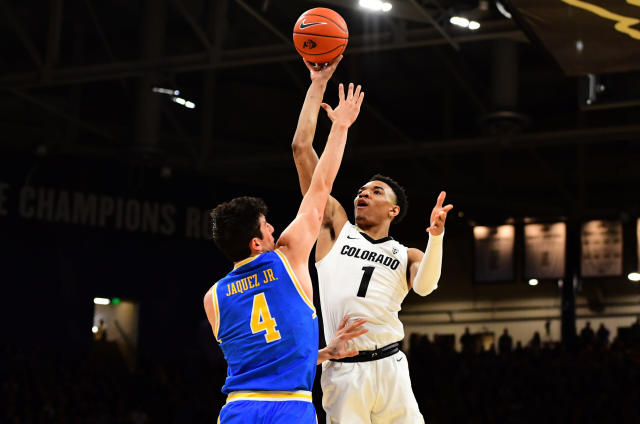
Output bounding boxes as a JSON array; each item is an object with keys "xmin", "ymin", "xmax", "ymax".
[
  {"xmin": 303, "ymin": 39, "xmax": 317, "ymax": 49},
  {"xmin": 392, "ymin": 247, "xmax": 398, "ymax": 255}
]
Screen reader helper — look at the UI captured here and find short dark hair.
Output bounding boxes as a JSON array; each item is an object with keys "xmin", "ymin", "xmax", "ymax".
[
  {"xmin": 210, "ymin": 196, "xmax": 268, "ymax": 262},
  {"xmin": 370, "ymin": 174, "xmax": 408, "ymax": 224}
]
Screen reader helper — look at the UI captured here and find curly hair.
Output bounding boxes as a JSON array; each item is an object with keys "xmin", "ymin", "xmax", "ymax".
[
  {"xmin": 210, "ymin": 196, "xmax": 268, "ymax": 262},
  {"xmin": 369, "ymin": 174, "xmax": 408, "ymax": 224}
]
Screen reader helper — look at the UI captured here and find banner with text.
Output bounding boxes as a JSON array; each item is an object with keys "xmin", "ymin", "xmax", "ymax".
[
  {"xmin": 0, "ymin": 182, "xmax": 211, "ymax": 240},
  {"xmin": 525, "ymin": 223, "xmax": 566, "ymax": 280},
  {"xmin": 474, "ymin": 225, "xmax": 515, "ymax": 282},
  {"xmin": 581, "ymin": 220, "xmax": 623, "ymax": 277}
]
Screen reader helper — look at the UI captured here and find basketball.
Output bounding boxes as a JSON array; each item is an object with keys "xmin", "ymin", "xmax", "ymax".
[{"xmin": 293, "ymin": 8, "xmax": 349, "ymax": 65}]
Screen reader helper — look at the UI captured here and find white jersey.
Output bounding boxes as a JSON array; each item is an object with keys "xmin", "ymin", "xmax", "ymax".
[{"xmin": 316, "ymin": 221, "xmax": 409, "ymax": 350}]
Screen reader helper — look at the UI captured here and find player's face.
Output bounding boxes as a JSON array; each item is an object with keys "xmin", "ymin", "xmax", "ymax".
[
  {"xmin": 353, "ymin": 180, "xmax": 397, "ymax": 227},
  {"xmin": 258, "ymin": 215, "xmax": 276, "ymax": 252}
]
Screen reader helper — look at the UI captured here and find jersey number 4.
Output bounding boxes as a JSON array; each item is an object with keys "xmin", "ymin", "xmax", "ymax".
[
  {"xmin": 250, "ymin": 293, "xmax": 281, "ymax": 343},
  {"xmin": 357, "ymin": 266, "xmax": 375, "ymax": 297}
]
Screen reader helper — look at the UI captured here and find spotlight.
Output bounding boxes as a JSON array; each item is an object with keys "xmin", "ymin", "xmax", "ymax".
[
  {"xmin": 450, "ymin": 16, "xmax": 470, "ymax": 27},
  {"xmin": 528, "ymin": 278, "xmax": 539, "ymax": 286},
  {"xmin": 359, "ymin": 0, "xmax": 393, "ymax": 12},
  {"xmin": 94, "ymin": 297, "xmax": 110, "ymax": 305},
  {"xmin": 468, "ymin": 21, "xmax": 480, "ymax": 30},
  {"xmin": 628, "ymin": 272, "xmax": 640, "ymax": 282},
  {"xmin": 496, "ymin": 1, "xmax": 512, "ymax": 19},
  {"xmin": 92, "ymin": 326, "xmax": 99, "ymax": 334},
  {"xmin": 171, "ymin": 97, "xmax": 196, "ymax": 109}
]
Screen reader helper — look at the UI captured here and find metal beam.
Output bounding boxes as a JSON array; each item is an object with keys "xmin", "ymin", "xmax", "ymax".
[
  {"xmin": 407, "ymin": 0, "xmax": 459, "ymax": 50},
  {"xmin": 169, "ymin": 0, "xmax": 214, "ymax": 56},
  {"xmin": 0, "ymin": 0, "xmax": 44, "ymax": 68},
  {"xmin": 9, "ymin": 90, "xmax": 117, "ymax": 141},
  {"xmin": 204, "ymin": 124, "xmax": 640, "ymax": 168},
  {"xmin": 233, "ymin": 0, "xmax": 291, "ymax": 45},
  {"xmin": 0, "ymin": 23, "xmax": 522, "ymax": 90},
  {"xmin": 311, "ymin": 0, "xmax": 436, "ymax": 25},
  {"xmin": 45, "ymin": 0, "xmax": 64, "ymax": 69}
]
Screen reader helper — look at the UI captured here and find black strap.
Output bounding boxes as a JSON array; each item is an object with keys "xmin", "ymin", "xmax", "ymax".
[{"xmin": 331, "ymin": 342, "xmax": 400, "ymax": 363}]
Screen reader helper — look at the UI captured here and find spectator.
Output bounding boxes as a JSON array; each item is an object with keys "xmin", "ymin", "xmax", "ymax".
[
  {"xmin": 460, "ymin": 327, "xmax": 474, "ymax": 353},
  {"xmin": 498, "ymin": 328, "xmax": 513, "ymax": 354},
  {"xmin": 529, "ymin": 331, "xmax": 541, "ymax": 350},
  {"xmin": 580, "ymin": 321, "xmax": 595, "ymax": 346},
  {"xmin": 596, "ymin": 323, "xmax": 610, "ymax": 346}
]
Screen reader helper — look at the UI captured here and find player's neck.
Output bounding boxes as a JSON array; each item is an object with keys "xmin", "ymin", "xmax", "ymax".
[{"xmin": 355, "ymin": 222, "xmax": 390, "ymax": 241}]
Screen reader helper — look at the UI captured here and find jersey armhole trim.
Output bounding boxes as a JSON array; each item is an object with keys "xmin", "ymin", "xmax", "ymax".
[
  {"xmin": 212, "ymin": 282, "xmax": 222, "ymax": 342},
  {"xmin": 315, "ymin": 220, "xmax": 352, "ymax": 267},
  {"xmin": 275, "ymin": 249, "xmax": 317, "ymax": 318}
]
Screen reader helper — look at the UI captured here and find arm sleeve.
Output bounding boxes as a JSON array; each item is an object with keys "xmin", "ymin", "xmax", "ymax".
[{"xmin": 412, "ymin": 232, "xmax": 444, "ymax": 296}]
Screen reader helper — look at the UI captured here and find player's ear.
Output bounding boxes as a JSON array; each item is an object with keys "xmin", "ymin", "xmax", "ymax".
[
  {"xmin": 249, "ymin": 237, "xmax": 261, "ymax": 253},
  {"xmin": 389, "ymin": 205, "xmax": 400, "ymax": 219}
]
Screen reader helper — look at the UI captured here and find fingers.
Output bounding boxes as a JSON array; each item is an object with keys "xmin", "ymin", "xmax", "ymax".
[
  {"xmin": 320, "ymin": 103, "xmax": 333, "ymax": 116},
  {"xmin": 354, "ymin": 84, "xmax": 361, "ymax": 99},
  {"xmin": 337, "ymin": 315, "xmax": 350, "ymax": 330},
  {"xmin": 336, "ymin": 349, "xmax": 359, "ymax": 359},
  {"xmin": 436, "ymin": 191, "xmax": 446, "ymax": 208},
  {"xmin": 347, "ymin": 82, "xmax": 354, "ymax": 101},
  {"xmin": 357, "ymin": 91, "xmax": 365, "ymax": 108},
  {"xmin": 338, "ymin": 83, "xmax": 345, "ymax": 103},
  {"xmin": 442, "ymin": 204, "xmax": 454, "ymax": 213}
]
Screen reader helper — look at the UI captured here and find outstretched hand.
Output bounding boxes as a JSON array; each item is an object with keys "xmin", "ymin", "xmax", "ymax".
[
  {"xmin": 426, "ymin": 191, "xmax": 453, "ymax": 236},
  {"xmin": 325, "ymin": 316, "xmax": 368, "ymax": 360},
  {"xmin": 305, "ymin": 55, "xmax": 342, "ymax": 83},
  {"xmin": 320, "ymin": 82, "xmax": 364, "ymax": 127}
]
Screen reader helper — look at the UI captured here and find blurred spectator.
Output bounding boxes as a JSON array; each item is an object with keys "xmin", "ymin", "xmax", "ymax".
[
  {"xmin": 596, "ymin": 323, "xmax": 610, "ymax": 346},
  {"xmin": 460, "ymin": 327, "xmax": 473, "ymax": 353},
  {"xmin": 498, "ymin": 328, "xmax": 513, "ymax": 354},
  {"xmin": 529, "ymin": 331, "xmax": 541, "ymax": 350},
  {"xmin": 94, "ymin": 319, "xmax": 107, "ymax": 342},
  {"xmin": 580, "ymin": 321, "xmax": 595, "ymax": 346}
]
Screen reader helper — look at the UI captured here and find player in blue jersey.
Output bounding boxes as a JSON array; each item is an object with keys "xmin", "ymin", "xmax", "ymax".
[{"xmin": 203, "ymin": 80, "xmax": 366, "ymax": 423}]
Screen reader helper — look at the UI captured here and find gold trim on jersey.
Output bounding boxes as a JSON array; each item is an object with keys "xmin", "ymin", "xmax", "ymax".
[
  {"xmin": 212, "ymin": 283, "xmax": 222, "ymax": 343},
  {"xmin": 274, "ymin": 249, "xmax": 317, "ymax": 318},
  {"xmin": 226, "ymin": 390, "xmax": 312, "ymax": 403},
  {"xmin": 233, "ymin": 253, "xmax": 262, "ymax": 270}
]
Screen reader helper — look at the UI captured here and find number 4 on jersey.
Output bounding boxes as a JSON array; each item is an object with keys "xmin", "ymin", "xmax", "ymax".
[{"xmin": 251, "ymin": 292, "xmax": 281, "ymax": 343}]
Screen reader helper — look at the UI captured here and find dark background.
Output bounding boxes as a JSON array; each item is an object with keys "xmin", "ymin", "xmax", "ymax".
[{"xmin": 2, "ymin": 0, "xmax": 640, "ymax": 423}]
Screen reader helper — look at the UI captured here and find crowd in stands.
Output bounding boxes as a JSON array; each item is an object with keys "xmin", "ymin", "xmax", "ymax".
[{"xmin": 3, "ymin": 319, "xmax": 640, "ymax": 423}]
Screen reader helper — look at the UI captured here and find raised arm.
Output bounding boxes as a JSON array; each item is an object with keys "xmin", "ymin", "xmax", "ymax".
[
  {"xmin": 278, "ymin": 83, "xmax": 364, "ymax": 266},
  {"xmin": 291, "ymin": 58, "xmax": 349, "ymax": 258},
  {"xmin": 408, "ymin": 191, "xmax": 453, "ymax": 296},
  {"xmin": 291, "ymin": 57, "xmax": 341, "ymax": 195}
]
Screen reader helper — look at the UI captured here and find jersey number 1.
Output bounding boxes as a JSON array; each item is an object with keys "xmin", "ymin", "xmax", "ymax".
[
  {"xmin": 357, "ymin": 266, "xmax": 375, "ymax": 297},
  {"xmin": 251, "ymin": 293, "xmax": 281, "ymax": 343}
]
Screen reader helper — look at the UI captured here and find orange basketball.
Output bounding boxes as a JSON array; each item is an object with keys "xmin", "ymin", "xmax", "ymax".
[{"xmin": 293, "ymin": 8, "xmax": 349, "ymax": 64}]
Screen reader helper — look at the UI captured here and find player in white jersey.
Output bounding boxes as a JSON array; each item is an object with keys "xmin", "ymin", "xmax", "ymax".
[{"xmin": 291, "ymin": 57, "xmax": 453, "ymax": 423}]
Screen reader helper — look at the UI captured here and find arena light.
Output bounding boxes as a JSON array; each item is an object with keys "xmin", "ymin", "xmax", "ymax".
[
  {"xmin": 171, "ymin": 96, "xmax": 196, "ymax": 109},
  {"xmin": 92, "ymin": 326, "xmax": 99, "ymax": 334},
  {"xmin": 94, "ymin": 297, "xmax": 110, "ymax": 305},
  {"xmin": 528, "ymin": 278, "xmax": 539, "ymax": 286},
  {"xmin": 152, "ymin": 87, "xmax": 180, "ymax": 96},
  {"xmin": 359, "ymin": 0, "xmax": 393, "ymax": 12},
  {"xmin": 450, "ymin": 16, "xmax": 480, "ymax": 30},
  {"xmin": 496, "ymin": 1, "xmax": 512, "ymax": 19},
  {"xmin": 468, "ymin": 21, "xmax": 480, "ymax": 30},
  {"xmin": 628, "ymin": 272, "xmax": 640, "ymax": 282},
  {"xmin": 450, "ymin": 16, "xmax": 470, "ymax": 27}
]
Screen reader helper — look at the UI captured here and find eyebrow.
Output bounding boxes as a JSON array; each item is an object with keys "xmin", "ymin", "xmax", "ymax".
[{"xmin": 358, "ymin": 185, "xmax": 386, "ymax": 192}]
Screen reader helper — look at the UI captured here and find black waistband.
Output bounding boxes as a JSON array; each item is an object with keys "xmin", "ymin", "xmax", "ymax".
[{"xmin": 331, "ymin": 342, "xmax": 400, "ymax": 363}]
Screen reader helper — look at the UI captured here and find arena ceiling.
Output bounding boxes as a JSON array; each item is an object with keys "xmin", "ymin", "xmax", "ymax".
[{"xmin": 1, "ymin": 0, "xmax": 639, "ymax": 228}]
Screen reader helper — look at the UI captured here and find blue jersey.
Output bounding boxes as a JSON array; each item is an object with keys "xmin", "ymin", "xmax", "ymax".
[{"xmin": 212, "ymin": 250, "xmax": 318, "ymax": 394}]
